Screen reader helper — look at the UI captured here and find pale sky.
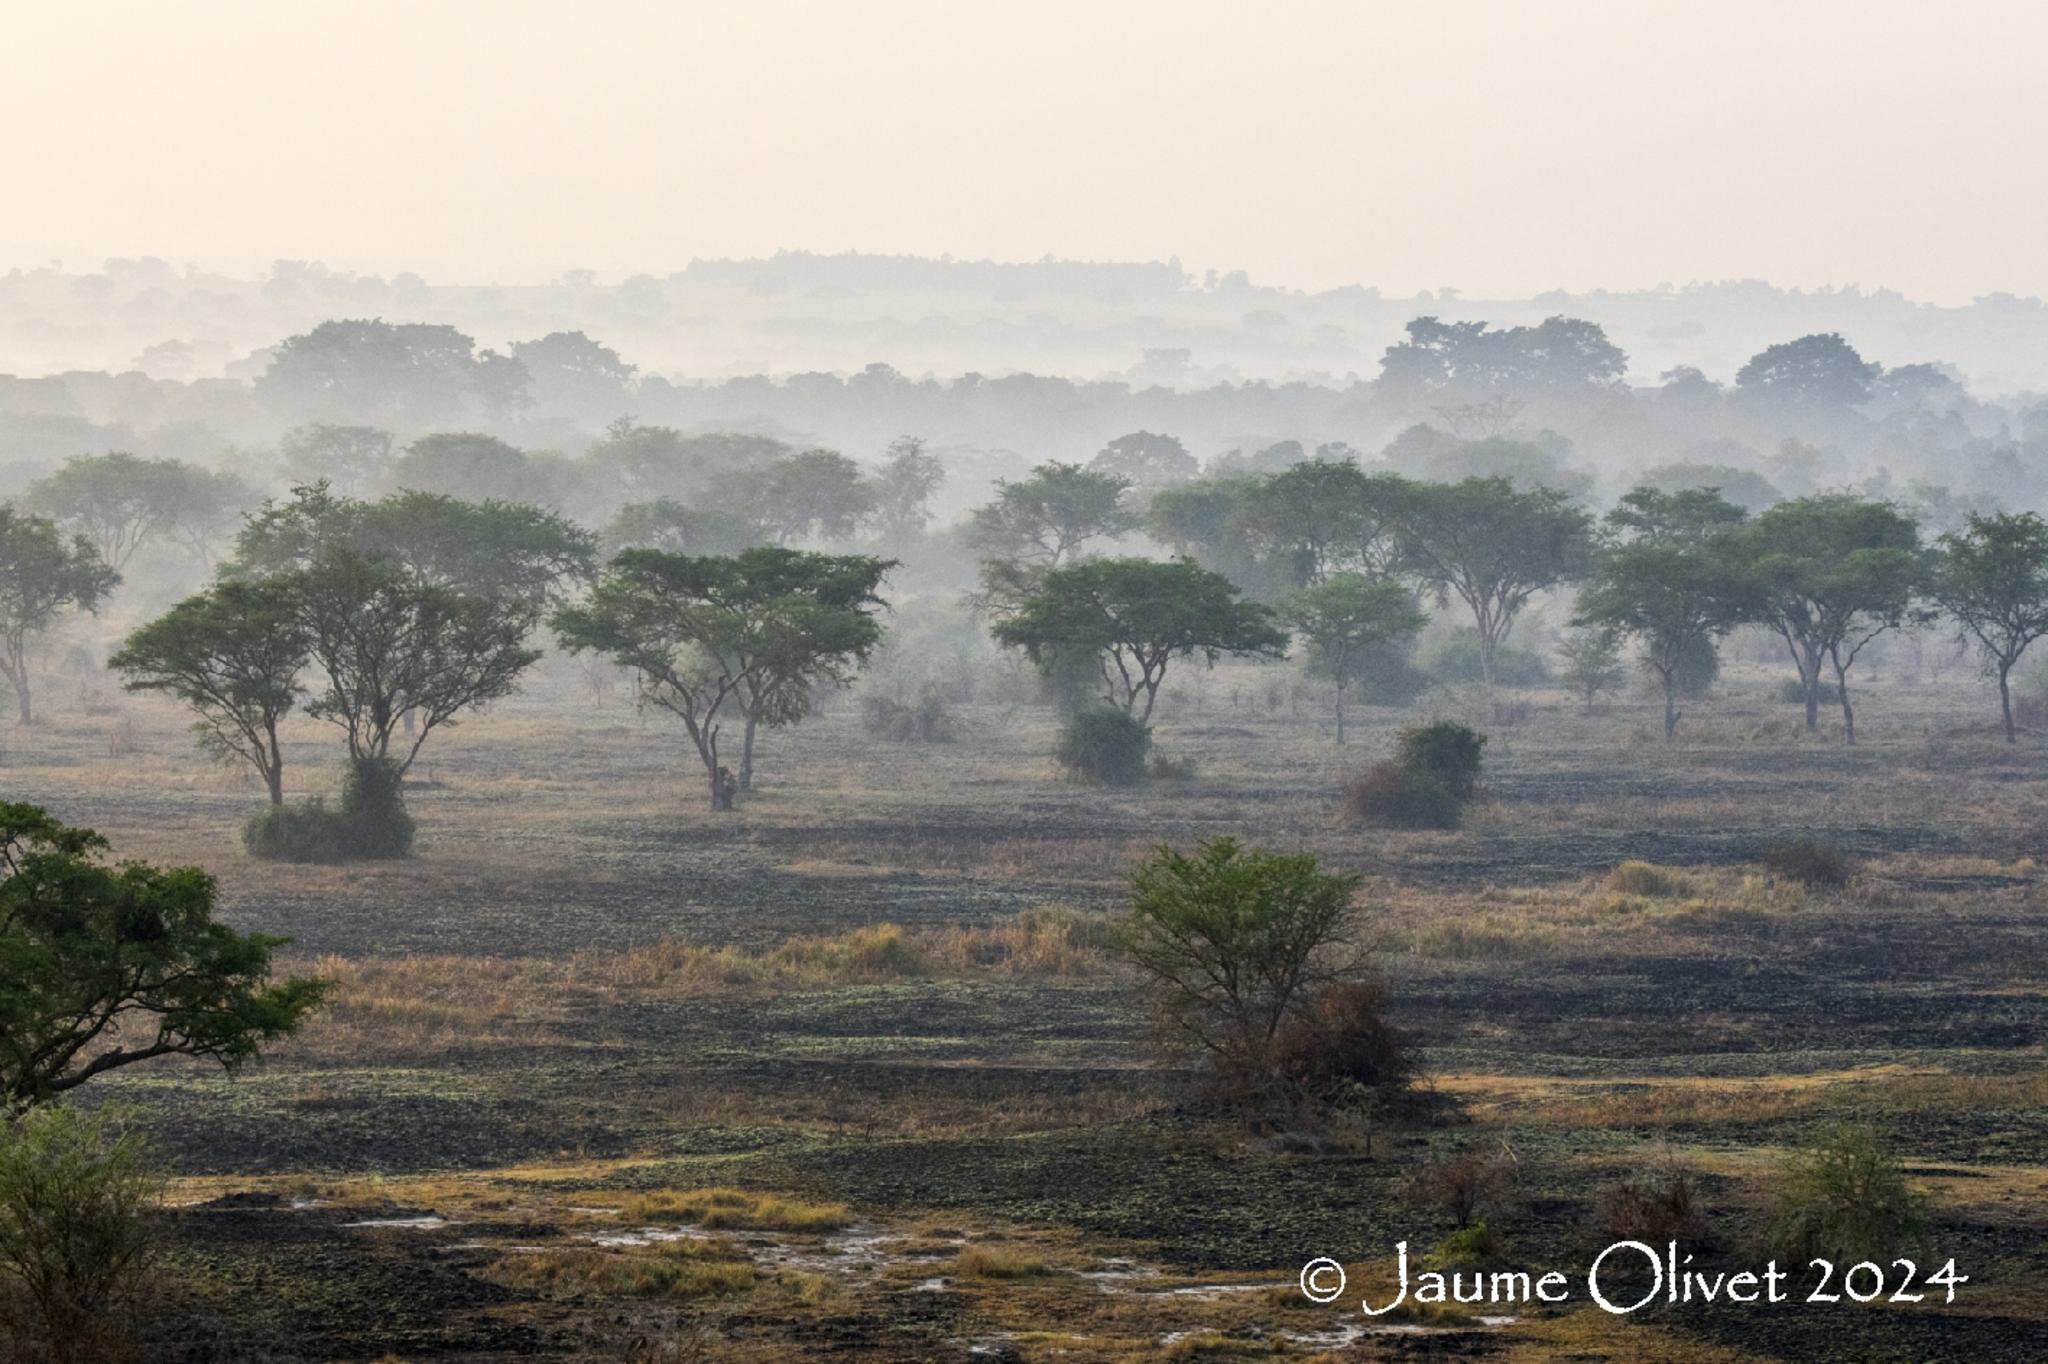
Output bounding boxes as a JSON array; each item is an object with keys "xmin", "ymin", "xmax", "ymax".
[{"xmin": 4, "ymin": 0, "xmax": 2045, "ymax": 301}]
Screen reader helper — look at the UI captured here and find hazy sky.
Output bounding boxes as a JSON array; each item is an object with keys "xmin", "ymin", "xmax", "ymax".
[{"xmin": 5, "ymin": 0, "xmax": 2045, "ymax": 301}]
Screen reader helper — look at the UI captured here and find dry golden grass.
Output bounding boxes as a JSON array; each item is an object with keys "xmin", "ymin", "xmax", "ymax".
[
  {"xmin": 954, "ymin": 1243, "xmax": 1050, "ymax": 1278},
  {"xmin": 614, "ymin": 1187, "xmax": 849, "ymax": 1232},
  {"xmin": 485, "ymin": 1239, "xmax": 755, "ymax": 1300}
]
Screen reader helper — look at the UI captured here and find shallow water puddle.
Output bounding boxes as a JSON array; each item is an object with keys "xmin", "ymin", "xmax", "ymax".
[{"xmin": 345, "ymin": 1215, "xmax": 451, "ymax": 1229}]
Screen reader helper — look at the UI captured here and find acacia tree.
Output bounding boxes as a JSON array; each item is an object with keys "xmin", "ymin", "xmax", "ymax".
[
  {"xmin": 1277, "ymin": 573, "xmax": 1426, "ymax": 741},
  {"xmin": 867, "ymin": 436, "xmax": 947, "ymax": 545},
  {"xmin": 553, "ymin": 548, "xmax": 892, "ymax": 809},
  {"xmin": 1575, "ymin": 487, "xmax": 1749, "ymax": 738},
  {"xmin": 723, "ymin": 449, "xmax": 876, "ymax": 545},
  {"xmin": 1233, "ymin": 461, "xmax": 1410, "ymax": 586},
  {"xmin": 725, "ymin": 552, "xmax": 894, "ymax": 791},
  {"xmin": 992, "ymin": 557, "xmax": 1287, "ymax": 723},
  {"xmin": 0, "ymin": 802, "xmax": 327, "ymax": 1107},
  {"xmin": 109, "ymin": 579, "xmax": 309, "ymax": 805},
  {"xmin": 1731, "ymin": 495, "xmax": 1925, "ymax": 743},
  {"xmin": 0, "ymin": 509, "xmax": 120, "ymax": 724},
  {"xmin": 26, "ymin": 453, "xmax": 254, "ymax": 572},
  {"xmin": 1933, "ymin": 511, "xmax": 2048, "ymax": 742},
  {"xmin": 967, "ymin": 462, "xmax": 1140, "ymax": 570},
  {"xmin": 1397, "ymin": 478, "xmax": 1594, "ymax": 690},
  {"xmin": 295, "ymin": 548, "xmax": 542, "ymax": 775}
]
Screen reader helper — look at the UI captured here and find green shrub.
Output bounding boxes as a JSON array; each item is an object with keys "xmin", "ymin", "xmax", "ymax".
[
  {"xmin": 1670, "ymin": 634, "xmax": 1720, "ymax": 698},
  {"xmin": 1767, "ymin": 1125, "xmax": 1928, "ymax": 1262},
  {"xmin": 1354, "ymin": 638, "xmax": 1434, "ymax": 705},
  {"xmin": 339, "ymin": 756, "xmax": 415, "ymax": 858},
  {"xmin": 1395, "ymin": 722, "xmax": 1486, "ymax": 800},
  {"xmin": 1762, "ymin": 835, "xmax": 1852, "ymax": 888},
  {"xmin": 1056, "ymin": 709, "xmax": 1152, "ymax": 786},
  {"xmin": 1428, "ymin": 1222, "xmax": 1501, "ymax": 1270},
  {"xmin": 245, "ymin": 757, "xmax": 415, "ymax": 862},
  {"xmin": 1343, "ymin": 762, "xmax": 1462, "ymax": 830},
  {"xmin": 1427, "ymin": 631, "xmax": 1550, "ymax": 687},
  {"xmin": 0, "ymin": 1106, "xmax": 161, "ymax": 1364},
  {"xmin": 861, "ymin": 686, "xmax": 958, "ymax": 742}
]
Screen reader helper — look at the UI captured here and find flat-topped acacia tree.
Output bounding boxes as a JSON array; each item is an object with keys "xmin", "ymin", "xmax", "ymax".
[
  {"xmin": 553, "ymin": 547, "xmax": 892, "ymax": 810},
  {"xmin": 993, "ymin": 557, "xmax": 1288, "ymax": 723}
]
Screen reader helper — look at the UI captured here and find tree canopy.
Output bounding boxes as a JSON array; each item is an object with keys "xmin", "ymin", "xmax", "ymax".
[
  {"xmin": 0, "ymin": 509, "xmax": 120, "ymax": 724},
  {"xmin": 0, "ymin": 803, "xmax": 327, "ymax": 1107},
  {"xmin": 992, "ymin": 557, "xmax": 1286, "ymax": 722},
  {"xmin": 108, "ymin": 577, "xmax": 312, "ymax": 805},
  {"xmin": 553, "ymin": 547, "xmax": 892, "ymax": 808},
  {"xmin": 1932, "ymin": 511, "xmax": 2048, "ymax": 742}
]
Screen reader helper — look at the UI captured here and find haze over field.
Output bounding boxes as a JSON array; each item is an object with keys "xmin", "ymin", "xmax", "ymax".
[{"xmin": 10, "ymin": 6, "xmax": 2048, "ymax": 1363}]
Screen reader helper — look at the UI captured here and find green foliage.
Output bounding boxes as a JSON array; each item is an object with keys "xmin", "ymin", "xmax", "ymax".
[
  {"xmin": 242, "ymin": 757, "xmax": 416, "ymax": 862},
  {"xmin": 25, "ymin": 451, "xmax": 252, "ymax": 571},
  {"xmin": 1429, "ymin": 1223, "xmax": 1502, "ymax": 1270},
  {"xmin": 992, "ymin": 557, "xmax": 1287, "ymax": 722},
  {"xmin": 554, "ymin": 547, "xmax": 893, "ymax": 808},
  {"xmin": 1761, "ymin": 835, "xmax": 1853, "ymax": 888},
  {"xmin": 1116, "ymin": 838, "xmax": 1370, "ymax": 1115},
  {"xmin": 1056, "ymin": 708, "xmax": 1152, "ymax": 786},
  {"xmin": 1278, "ymin": 573, "xmax": 1427, "ymax": 736},
  {"xmin": 1555, "ymin": 625, "xmax": 1626, "ymax": 707},
  {"xmin": 0, "ymin": 507, "xmax": 120, "ymax": 724},
  {"xmin": 1767, "ymin": 1125, "xmax": 1929, "ymax": 1261},
  {"xmin": 1395, "ymin": 722, "xmax": 1486, "ymax": 800},
  {"xmin": 1426, "ymin": 630, "xmax": 1551, "ymax": 687},
  {"xmin": 1933, "ymin": 511, "xmax": 2048, "ymax": 739},
  {"xmin": 1669, "ymin": 632, "xmax": 1721, "ymax": 697},
  {"xmin": 0, "ymin": 1105, "xmax": 162, "ymax": 1364},
  {"xmin": 1396, "ymin": 477, "xmax": 1596, "ymax": 688},
  {"xmin": 0, "ymin": 803, "xmax": 328, "ymax": 1105},
  {"xmin": 966, "ymin": 461, "xmax": 1140, "ymax": 567},
  {"xmin": 109, "ymin": 576, "xmax": 310, "ymax": 804}
]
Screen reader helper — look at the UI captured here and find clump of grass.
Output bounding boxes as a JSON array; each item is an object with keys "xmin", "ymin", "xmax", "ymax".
[
  {"xmin": 1427, "ymin": 1222, "xmax": 1501, "ymax": 1270},
  {"xmin": 1606, "ymin": 860, "xmax": 1692, "ymax": 898},
  {"xmin": 770, "ymin": 923, "xmax": 930, "ymax": 978},
  {"xmin": 1162, "ymin": 1334, "xmax": 1270, "ymax": 1360},
  {"xmin": 619, "ymin": 1188, "xmax": 848, "ymax": 1232},
  {"xmin": 954, "ymin": 1243, "xmax": 1049, "ymax": 1278},
  {"xmin": 489, "ymin": 1241, "xmax": 753, "ymax": 1300},
  {"xmin": 1762, "ymin": 836, "xmax": 1854, "ymax": 888}
]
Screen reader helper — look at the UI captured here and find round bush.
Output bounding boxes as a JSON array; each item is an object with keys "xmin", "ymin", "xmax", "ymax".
[
  {"xmin": 1394, "ymin": 722, "xmax": 1486, "ymax": 800},
  {"xmin": 1056, "ymin": 709, "xmax": 1152, "ymax": 786},
  {"xmin": 1343, "ymin": 761, "xmax": 1462, "ymax": 830}
]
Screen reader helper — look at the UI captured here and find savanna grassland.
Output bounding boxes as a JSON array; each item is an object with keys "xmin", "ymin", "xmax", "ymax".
[{"xmin": 9, "ymin": 656, "xmax": 2048, "ymax": 1363}]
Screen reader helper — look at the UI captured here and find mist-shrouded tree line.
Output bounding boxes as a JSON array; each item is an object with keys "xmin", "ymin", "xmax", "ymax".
[{"xmin": 4, "ymin": 305, "xmax": 2048, "ymax": 863}]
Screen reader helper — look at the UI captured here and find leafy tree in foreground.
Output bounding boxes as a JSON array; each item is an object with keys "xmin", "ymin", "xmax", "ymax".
[
  {"xmin": 0, "ymin": 509, "xmax": 120, "ymax": 724},
  {"xmin": 108, "ymin": 578, "xmax": 310, "ymax": 805},
  {"xmin": 1730, "ymin": 494, "xmax": 1925, "ymax": 742},
  {"xmin": 993, "ymin": 557, "xmax": 1287, "ymax": 723},
  {"xmin": 0, "ymin": 803, "xmax": 327, "ymax": 1107},
  {"xmin": 1116, "ymin": 838, "xmax": 1379, "ymax": 1115},
  {"xmin": 553, "ymin": 547, "xmax": 893, "ymax": 809},
  {"xmin": 1932, "ymin": 511, "xmax": 2048, "ymax": 742},
  {"xmin": 1397, "ymin": 477, "xmax": 1594, "ymax": 690},
  {"xmin": 1277, "ymin": 573, "xmax": 1426, "ymax": 741}
]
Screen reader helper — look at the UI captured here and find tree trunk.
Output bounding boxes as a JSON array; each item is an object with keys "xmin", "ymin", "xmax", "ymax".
[
  {"xmin": 14, "ymin": 678, "xmax": 28, "ymax": 725},
  {"xmin": 1835, "ymin": 667, "xmax": 1856, "ymax": 745},
  {"xmin": 266, "ymin": 764, "xmax": 284, "ymax": 807},
  {"xmin": 1662, "ymin": 669, "xmax": 1679, "ymax": 739},
  {"xmin": 739, "ymin": 712, "xmax": 757, "ymax": 791},
  {"xmin": 1999, "ymin": 660, "xmax": 2017, "ymax": 744},
  {"xmin": 1334, "ymin": 687, "xmax": 1346, "ymax": 744},
  {"xmin": 1802, "ymin": 657, "xmax": 1820, "ymax": 732}
]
